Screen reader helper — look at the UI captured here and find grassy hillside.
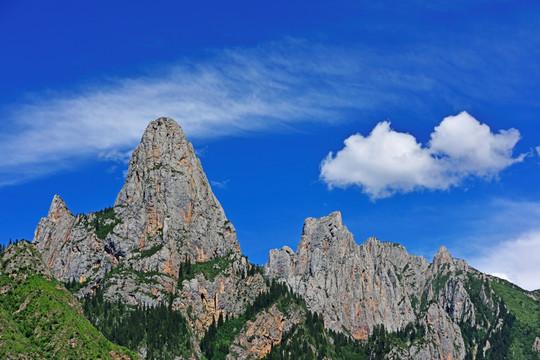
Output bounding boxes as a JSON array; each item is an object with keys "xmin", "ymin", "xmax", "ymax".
[
  {"xmin": 490, "ymin": 278, "xmax": 540, "ymax": 360},
  {"xmin": 0, "ymin": 241, "xmax": 138, "ymax": 360}
]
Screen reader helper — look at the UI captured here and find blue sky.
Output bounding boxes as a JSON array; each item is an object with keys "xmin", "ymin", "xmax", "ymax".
[{"xmin": 1, "ymin": 0, "xmax": 540, "ymax": 290}]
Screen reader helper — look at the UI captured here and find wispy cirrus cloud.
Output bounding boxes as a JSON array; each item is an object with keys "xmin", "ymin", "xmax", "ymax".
[
  {"xmin": 0, "ymin": 40, "xmax": 437, "ymax": 187},
  {"xmin": 320, "ymin": 112, "xmax": 525, "ymax": 199},
  {"xmin": 2, "ymin": 21, "xmax": 539, "ymax": 187}
]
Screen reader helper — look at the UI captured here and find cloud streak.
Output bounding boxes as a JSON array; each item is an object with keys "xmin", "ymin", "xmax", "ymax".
[
  {"xmin": 2, "ymin": 22, "xmax": 538, "ymax": 187},
  {"xmin": 0, "ymin": 41, "xmax": 438, "ymax": 187},
  {"xmin": 320, "ymin": 112, "xmax": 525, "ymax": 198}
]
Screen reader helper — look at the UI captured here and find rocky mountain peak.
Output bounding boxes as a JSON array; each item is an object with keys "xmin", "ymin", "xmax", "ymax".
[
  {"xmin": 297, "ymin": 211, "xmax": 355, "ymax": 255},
  {"xmin": 113, "ymin": 116, "xmax": 240, "ymax": 260},
  {"xmin": 34, "ymin": 117, "xmax": 241, "ymax": 304},
  {"xmin": 47, "ymin": 194, "xmax": 72, "ymax": 220},
  {"xmin": 432, "ymin": 245, "xmax": 453, "ymax": 271},
  {"xmin": 115, "ymin": 117, "xmax": 191, "ymax": 204}
]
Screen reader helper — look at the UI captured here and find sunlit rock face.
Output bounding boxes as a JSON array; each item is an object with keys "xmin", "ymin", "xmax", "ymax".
[
  {"xmin": 34, "ymin": 117, "xmax": 241, "ymax": 306},
  {"xmin": 265, "ymin": 211, "xmax": 476, "ymax": 359}
]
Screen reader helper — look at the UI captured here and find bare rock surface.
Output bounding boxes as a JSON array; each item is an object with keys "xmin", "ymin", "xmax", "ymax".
[
  {"xmin": 227, "ymin": 303, "xmax": 305, "ymax": 360},
  {"xmin": 33, "ymin": 117, "xmax": 243, "ymax": 311},
  {"xmin": 265, "ymin": 211, "xmax": 483, "ymax": 359}
]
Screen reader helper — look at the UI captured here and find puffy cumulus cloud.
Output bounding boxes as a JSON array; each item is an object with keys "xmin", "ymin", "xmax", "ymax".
[
  {"xmin": 320, "ymin": 112, "xmax": 524, "ymax": 199},
  {"xmin": 470, "ymin": 231, "xmax": 540, "ymax": 291},
  {"xmin": 320, "ymin": 122, "xmax": 443, "ymax": 198},
  {"xmin": 429, "ymin": 112, "xmax": 523, "ymax": 176}
]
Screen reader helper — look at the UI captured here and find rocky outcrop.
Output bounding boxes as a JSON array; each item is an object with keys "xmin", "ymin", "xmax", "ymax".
[
  {"xmin": 265, "ymin": 212, "xmax": 483, "ymax": 359},
  {"xmin": 33, "ymin": 118, "xmax": 241, "ymax": 305},
  {"xmin": 174, "ymin": 256, "xmax": 267, "ymax": 337},
  {"xmin": 534, "ymin": 337, "xmax": 540, "ymax": 352},
  {"xmin": 227, "ymin": 303, "xmax": 305, "ymax": 359},
  {"xmin": 266, "ymin": 212, "xmax": 429, "ymax": 338},
  {"xmin": 113, "ymin": 117, "xmax": 240, "ymax": 263}
]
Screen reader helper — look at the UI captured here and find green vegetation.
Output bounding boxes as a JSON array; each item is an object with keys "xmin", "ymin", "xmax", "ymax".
[
  {"xmin": 432, "ymin": 270, "xmax": 451, "ymax": 295},
  {"xmin": 77, "ymin": 206, "xmax": 122, "ymax": 240},
  {"xmin": 264, "ymin": 309, "xmax": 427, "ymax": 360},
  {"xmin": 490, "ymin": 278, "xmax": 540, "ymax": 360},
  {"xmin": 200, "ymin": 281, "xmax": 299, "ymax": 359},
  {"xmin": 133, "ymin": 243, "xmax": 164, "ymax": 259},
  {"xmin": 64, "ymin": 277, "xmax": 87, "ymax": 293},
  {"xmin": 93, "ymin": 206, "xmax": 122, "ymax": 239},
  {"xmin": 200, "ymin": 279, "xmax": 428, "ymax": 360},
  {"xmin": 82, "ymin": 288, "xmax": 193, "ymax": 360},
  {"xmin": 177, "ymin": 254, "xmax": 237, "ymax": 287},
  {"xmin": 458, "ymin": 274, "xmax": 522, "ymax": 360},
  {"xmin": 0, "ymin": 242, "xmax": 137, "ymax": 359},
  {"xmin": 104, "ymin": 263, "xmax": 162, "ymax": 287}
]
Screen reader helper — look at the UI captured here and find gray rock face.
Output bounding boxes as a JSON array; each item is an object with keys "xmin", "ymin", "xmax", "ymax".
[
  {"xmin": 227, "ymin": 303, "xmax": 305, "ymax": 359},
  {"xmin": 33, "ymin": 195, "xmax": 116, "ymax": 285},
  {"xmin": 114, "ymin": 117, "xmax": 239, "ymax": 262},
  {"xmin": 534, "ymin": 337, "xmax": 540, "ymax": 352},
  {"xmin": 265, "ymin": 211, "xmax": 478, "ymax": 359},
  {"xmin": 266, "ymin": 212, "xmax": 428, "ymax": 338},
  {"xmin": 33, "ymin": 117, "xmax": 241, "ymax": 306}
]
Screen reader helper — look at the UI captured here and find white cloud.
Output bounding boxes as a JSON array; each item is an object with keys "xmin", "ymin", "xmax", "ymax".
[
  {"xmin": 536, "ymin": 145, "xmax": 540, "ymax": 157},
  {"xmin": 429, "ymin": 112, "xmax": 523, "ymax": 177},
  {"xmin": 0, "ymin": 41, "xmax": 430, "ymax": 187},
  {"xmin": 320, "ymin": 112, "xmax": 524, "ymax": 199},
  {"xmin": 210, "ymin": 179, "xmax": 230, "ymax": 189},
  {"xmin": 470, "ymin": 231, "xmax": 540, "ymax": 291},
  {"xmin": 99, "ymin": 150, "xmax": 133, "ymax": 164}
]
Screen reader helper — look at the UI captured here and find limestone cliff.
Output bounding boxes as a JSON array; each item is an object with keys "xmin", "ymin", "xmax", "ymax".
[
  {"xmin": 264, "ymin": 211, "xmax": 515, "ymax": 359},
  {"xmin": 34, "ymin": 118, "xmax": 240, "ymax": 299},
  {"xmin": 32, "ymin": 118, "xmax": 262, "ymax": 343}
]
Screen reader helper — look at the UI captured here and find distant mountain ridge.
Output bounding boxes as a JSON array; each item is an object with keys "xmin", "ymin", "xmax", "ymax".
[{"xmin": 2, "ymin": 117, "xmax": 537, "ymax": 359}]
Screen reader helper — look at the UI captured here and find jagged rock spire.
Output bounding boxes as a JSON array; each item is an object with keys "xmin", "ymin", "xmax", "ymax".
[
  {"xmin": 34, "ymin": 117, "xmax": 241, "ymax": 303},
  {"xmin": 114, "ymin": 117, "xmax": 240, "ymax": 261},
  {"xmin": 115, "ymin": 118, "xmax": 240, "ymax": 261}
]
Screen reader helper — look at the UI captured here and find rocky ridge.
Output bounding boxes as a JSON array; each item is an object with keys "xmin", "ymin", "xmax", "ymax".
[
  {"xmin": 27, "ymin": 117, "xmax": 539, "ymax": 360},
  {"xmin": 33, "ymin": 118, "xmax": 265, "ymax": 343},
  {"xmin": 264, "ymin": 211, "xmax": 519, "ymax": 359}
]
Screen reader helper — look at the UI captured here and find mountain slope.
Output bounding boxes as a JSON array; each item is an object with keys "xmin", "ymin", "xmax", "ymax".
[
  {"xmin": 26, "ymin": 117, "xmax": 540, "ymax": 359},
  {"xmin": 34, "ymin": 118, "xmax": 240, "ymax": 306},
  {"xmin": 32, "ymin": 117, "xmax": 266, "ymax": 357},
  {"xmin": 265, "ymin": 211, "xmax": 540, "ymax": 359},
  {"xmin": 0, "ymin": 241, "xmax": 137, "ymax": 359}
]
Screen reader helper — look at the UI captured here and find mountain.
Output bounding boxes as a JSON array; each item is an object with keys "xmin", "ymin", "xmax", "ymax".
[
  {"xmin": 2, "ymin": 116, "xmax": 536, "ymax": 359},
  {"xmin": 265, "ymin": 211, "xmax": 540, "ymax": 359},
  {"xmin": 34, "ymin": 118, "xmax": 242, "ymax": 305},
  {"xmin": 32, "ymin": 117, "xmax": 266, "ymax": 357},
  {"xmin": 0, "ymin": 241, "xmax": 138, "ymax": 359}
]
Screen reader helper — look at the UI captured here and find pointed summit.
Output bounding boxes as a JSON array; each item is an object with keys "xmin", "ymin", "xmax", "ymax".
[
  {"xmin": 47, "ymin": 194, "xmax": 72, "ymax": 220},
  {"xmin": 34, "ymin": 117, "xmax": 240, "ymax": 302},
  {"xmin": 115, "ymin": 117, "xmax": 240, "ymax": 261},
  {"xmin": 298, "ymin": 211, "xmax": 354, "ymax": 254},
  {"xmin": 432, "ymin": 245, "xmax": 453, "ymax": 270},
  {"xmin": 115, "ymin": 117, "xmax": 190, "ymax": 190}
]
